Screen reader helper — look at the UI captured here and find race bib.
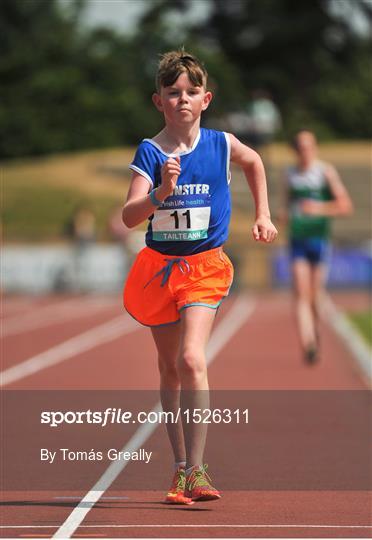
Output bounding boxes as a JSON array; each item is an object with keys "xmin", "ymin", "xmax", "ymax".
[{"xmin": 152, "ymin": 194, "xmax": 211, "ymax": 241}]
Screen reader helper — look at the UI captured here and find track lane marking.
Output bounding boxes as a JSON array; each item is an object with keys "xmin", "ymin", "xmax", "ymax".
[
  {"xmin": 0, "ymin": 314, "xmax": 140, "ymax": 387},
  {"xmin": 2, "ymin": 298, "xmax": 117, "ymax": 337},
  {"xmin": 2, "ymin": 524, "xmax": 372, "ymax": 529},
  {"xmin": 2, "ymin": 298, "xmax": 81, "ymax": 327},
  {"xmin": 323, "ymin": 294, "xmax": 372, "ymax": 385},
  {"xmin": 52, "ymin": 295, "xmax": 255, "ymax": 539}
]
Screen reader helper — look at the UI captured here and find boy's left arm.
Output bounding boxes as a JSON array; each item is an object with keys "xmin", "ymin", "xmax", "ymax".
[{"xmin": 229, "ymin": 133, "xmax": 278, "ymax": 243}]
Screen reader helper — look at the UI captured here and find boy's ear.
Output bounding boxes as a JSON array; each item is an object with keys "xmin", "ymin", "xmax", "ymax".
[
  {"xmin": 152, "ymin": 93, "xmax": 163, "ymax": 112},
  {"xmin": 202, "ymin": 91, "xmax": 213, "ymax": 111}
]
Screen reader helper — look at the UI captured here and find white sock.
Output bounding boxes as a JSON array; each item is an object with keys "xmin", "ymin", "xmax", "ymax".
[
  {"xmin": 175, "ymin": 461, "xmax": 186, "ymax": 471},
  {"xmin": 185, "ymin": 464, "xmax": 201, "ymax": 476}
]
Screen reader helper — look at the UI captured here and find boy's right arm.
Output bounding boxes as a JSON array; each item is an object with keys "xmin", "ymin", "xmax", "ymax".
[
  {"xmin": 122, "ymin": 172, "xmax": 157, "ymax": 229},
  {"xmin": 122, "ymin": 157, "xmax": 181, "ymax": 228}
]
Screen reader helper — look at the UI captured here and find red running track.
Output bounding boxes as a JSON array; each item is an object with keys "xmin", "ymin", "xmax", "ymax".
[{"xmin": 1, "ymin": 292, "xmax": 371, "ymax": 538}]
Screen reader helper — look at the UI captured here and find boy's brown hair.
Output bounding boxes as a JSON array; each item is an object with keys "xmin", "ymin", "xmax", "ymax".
[{"xmin": 156, "ymin": 50, "xmax": 208, "ymax": 92}]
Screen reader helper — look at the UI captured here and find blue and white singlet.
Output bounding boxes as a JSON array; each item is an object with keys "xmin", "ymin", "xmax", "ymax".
[{"xmin": 129, "ymin": 128, "xmax": 231, "ymax": 255}]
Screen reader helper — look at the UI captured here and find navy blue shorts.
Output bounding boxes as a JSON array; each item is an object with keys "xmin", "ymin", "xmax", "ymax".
[{"xmin": 290, "ymin": 238, "xmax": 330, "ymax": 265}]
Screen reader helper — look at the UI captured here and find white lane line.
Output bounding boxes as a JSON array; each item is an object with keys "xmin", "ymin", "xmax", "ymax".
[
  {"xmin": 1, "ymin": 299, "xmax": 36, "ymax": 317},
  {"xmin": 206, "ymin": 296, "xmax": 255, "ymax": 364},
  {"xmin": 52, "ymin": 295, "xmax": 255, "ymax": 539},
  {"xmin": 2, "ymin": 524, "xmax": 372, "ymax": 529},
  {"xmin": 2, "ymin": 298, "xmax": 117, "ymax": 337},
  {"xmin": 0, "ymin": 314, "xmax": 140, "ymax": 387},
  {"xmin": 53, "ymin": 496, "xmax": 129, "ymax": 500},
  {"xmin": 323, "ymin": 295, "xmax": 372, "ymax": 384},
  {"xmin": 2, "ymin": 298, "xmax": 80, "ymax": 326}
]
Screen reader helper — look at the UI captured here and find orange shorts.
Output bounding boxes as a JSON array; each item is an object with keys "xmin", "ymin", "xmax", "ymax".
[{"xmin": 123, "ymin": 246, "xmax": 234, "ymax": 327}]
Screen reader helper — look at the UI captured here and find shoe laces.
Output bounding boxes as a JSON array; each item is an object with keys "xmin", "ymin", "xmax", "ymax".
[
  {"xmin": 171, "ymin": 469, "xmax": 186, "ymax": 491},
  {"xmin": 188, "ymin": 464, "xmax": 213, "ymax": 489}
]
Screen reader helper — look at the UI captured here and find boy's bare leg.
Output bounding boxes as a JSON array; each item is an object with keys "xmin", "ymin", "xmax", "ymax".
[
  {"xmin": 178, "ymin": 306, "xmax": 216, "ymax": 468},
  {"xmin": 151, "ymin": 323, "xmax": 185, "ymax": 463},
  {"xmin": 292, "ymin": 259, "xmax": 317, "ymax": 352}
]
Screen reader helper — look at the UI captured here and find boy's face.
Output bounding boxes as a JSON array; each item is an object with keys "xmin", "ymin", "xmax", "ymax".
[{"xmin": 152, "ymin": 72, "xmax": 212, "ymax": 125}]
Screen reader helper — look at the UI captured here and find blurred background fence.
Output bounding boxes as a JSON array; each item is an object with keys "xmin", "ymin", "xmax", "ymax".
[{"xmin": 1, "ymin": 0, "xmax": 371, "ymax": 293}]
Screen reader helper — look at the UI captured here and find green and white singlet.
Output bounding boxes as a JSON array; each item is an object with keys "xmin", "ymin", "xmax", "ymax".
[{"xmin": 287, "ymin": 161, "xmax": 332, "ymax": 239}]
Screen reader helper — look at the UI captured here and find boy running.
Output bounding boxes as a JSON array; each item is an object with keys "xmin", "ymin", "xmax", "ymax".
[
  {"xmin": 282, "ymin": 130, "xmax": 353, "ymax": 363},
  {"xmin": 123, "ymin": 50, "xmax": 277, "ymax": 504}
]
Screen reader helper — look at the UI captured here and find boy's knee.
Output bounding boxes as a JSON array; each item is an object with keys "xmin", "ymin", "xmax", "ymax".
[{"xmin": 178, "ymin": 349, "xmax": 206, "ymax": 381}]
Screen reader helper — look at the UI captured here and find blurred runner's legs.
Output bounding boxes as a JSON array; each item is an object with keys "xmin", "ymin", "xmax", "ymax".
[
  {"xmin": 283, "ymin": 130, "xmax": 353, "ymax": 363},
  {"xmin": 292, "ymin": 259, "xmax": 327, "ymax": 363}
]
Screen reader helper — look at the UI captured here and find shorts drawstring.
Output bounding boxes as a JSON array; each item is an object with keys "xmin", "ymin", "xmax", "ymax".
[{"xmin": 144, "ymin": 258, "xmax": 190, "ymax": 288}]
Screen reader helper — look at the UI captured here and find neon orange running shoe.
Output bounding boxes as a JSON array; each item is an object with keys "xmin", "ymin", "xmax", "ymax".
[
  {"xmin": 165, "ymin": 467, "xmax": 194, "ymax": 505},
  {"xmin": 185, "ymin": 464, "xmax": 221, "ymax": 501}
]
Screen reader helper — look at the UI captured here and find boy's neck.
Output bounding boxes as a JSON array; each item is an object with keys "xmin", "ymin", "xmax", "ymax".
[{"xmin": 153, "ymin": 122, "xmax": 201, "ymax": 154}]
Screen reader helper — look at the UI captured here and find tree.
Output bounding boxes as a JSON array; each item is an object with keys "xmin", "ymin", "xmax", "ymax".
[
  {"xmin": 1, "ymin": 0, "xmax": 370, "ymax": 158},
  {"xmin": 0, "ymin": 0, "xmax": 161, "ymax": 157},
  {"xmin": 188, "ymin": 0, "xmax": 372, "ymax": 138},
  {"xmin": 0, "ymin": 0, "xmax": 84, "ymax": 156}
]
